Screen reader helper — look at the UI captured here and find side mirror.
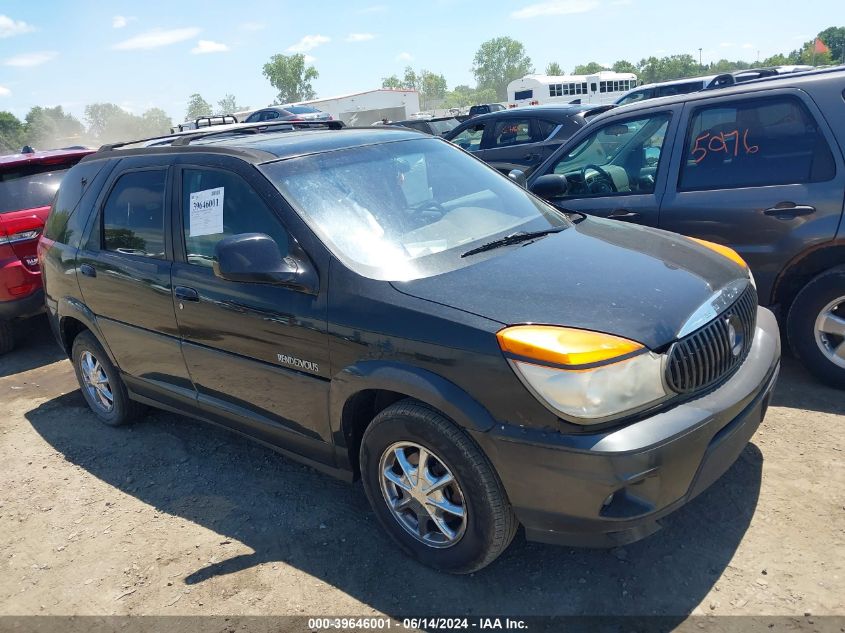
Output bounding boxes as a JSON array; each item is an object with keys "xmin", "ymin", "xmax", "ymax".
[
  {"xmin": 213, "ymin": 233, "xmax": 315, "ymax": 292},
  {"xmin": 508, "ymin": 169, "xmax": 527, "ymax": 187},
  {"xmin": 530, "ymin": 174, "xmax": 569, "ymax": 199}
]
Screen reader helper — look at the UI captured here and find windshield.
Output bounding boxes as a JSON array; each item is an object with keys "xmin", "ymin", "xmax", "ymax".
[
  {"xmin": 0, "ymin": 164, "xmax": 71, "ymax": 214},
  {"xmin": 429, "ymin": 119, "xmax": 459, "ymax": 135},
  {"xmin": 261, "ymin": 137, "xmax": 568, "ymax": 281},
  {"xmin": 287, "ymin": 106, "xmax": 320, "ymax": 114}
]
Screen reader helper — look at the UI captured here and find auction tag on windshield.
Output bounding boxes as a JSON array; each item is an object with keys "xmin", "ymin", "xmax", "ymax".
[{"xmin": 189, "ymin": 187, "xmax": 224, "ymax": 237}]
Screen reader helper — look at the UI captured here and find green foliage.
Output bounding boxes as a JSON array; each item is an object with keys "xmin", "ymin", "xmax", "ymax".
[
  {"xmin": 443, "ymin": 85, "xmax": 497, "ymax": 109},
  {"xmin": 217, "ymin": 94, "xmax": 247, "ymax": 115},
  {"xmin": 612, "ymin": 60, "xmax": 638, "ymax": 74},
  {"xmin": 636, "ymin": 54, "xmax": 701, "ymax": 84},
  {"xmin": 382, "ymin": 67, "xmax": 448, "ymax": 109},
  {"xmin": 0, "ymin": 111, "xmax": 25, "ymax": 153},
  {"xmin": 24, "ymin": 106, "xmax": 84, "ymax": 148},
  {"xmin": 573, "ymin": 62, "xmax": 607, "ymax": 74},
  {"xmin": 545, "ymin": 62, "xmax": 563, "ymax": 76},
  {"xmin": 84, "ymin": 103, "xmax": 172, "ymax": 143},
  {"xmin": 262, "ymin": 53, "xmax": 318, "ymax": 104},
  {"xmin": 381, "ymin": 75, "xmax": 402, "ymax": 89},
  {"xmin": 817, "ymin": 26, "xmax": 845, "ymax": 63},
  {"xmin": 185, "ymin": 93, "xmax": 213, "ymax": 121},
  {"xmin": 472, "ymin": 36, "xmax": 533, "ymax": 101}
]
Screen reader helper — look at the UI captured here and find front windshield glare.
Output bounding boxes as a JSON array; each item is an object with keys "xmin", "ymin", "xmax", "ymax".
[{"xmin": 261, "ymin": 138, "xmax": 567, "ymax": 280}]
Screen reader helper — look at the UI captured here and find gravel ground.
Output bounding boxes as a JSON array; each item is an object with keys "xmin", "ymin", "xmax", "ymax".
[{"xmin": 0, "ymin": 316, "xmax": 843, "ymax": 626}]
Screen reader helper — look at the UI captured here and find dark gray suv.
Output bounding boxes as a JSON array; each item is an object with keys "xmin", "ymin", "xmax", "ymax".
[{"xmin": 522, "ymin": 67, "xmax": 845, "ymax": 388}]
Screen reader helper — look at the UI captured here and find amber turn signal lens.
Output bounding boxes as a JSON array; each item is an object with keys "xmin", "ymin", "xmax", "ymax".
[
  {"xmin": 496, "ymin": 326, "xmax": 644, "ymax": 367},
  {"xmin": 689, "ymin": 237, "xmax": 748, "ymax": 270}
]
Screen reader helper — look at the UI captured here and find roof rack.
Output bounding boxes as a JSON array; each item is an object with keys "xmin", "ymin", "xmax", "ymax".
[
  {"xmin": 701, "ymin": 65, "xmax": 843, "ymax": 92},
  {"xmin": 98, "ymin": 119, "xmax": 345, "ymax": 152}
]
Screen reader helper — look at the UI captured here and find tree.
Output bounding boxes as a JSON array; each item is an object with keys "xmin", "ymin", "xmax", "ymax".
[
  {"xmin": 217, "ymin": 94, "xmax": 247, "ymax": 115},
  {"xmin": 545, "ymin": 62, "xmax": 563, "ymax": 76},
  {"xmin": 185, "ymin": 93, "xmax": 213, "ymax": 122},
  {"xmin": 140, "ymin": 108, "xmax": 172, "ymax": 136},
  {"xmin": 443, "ymin": 85, "xmax": 497, "ymax": 109},
  {"xmin": 262, "ymin": 53, "xmax": 318, "ymax": 104},
  {"xmin": 419, "ymin": 70, "xmax": 447, "ymax": 109},
  {"xmin": 636, "ymin": 54, "xmax": 699, "ymax": 84},
  {"xmin": 573, "ymin": 62, "xmax": 607, "ymax": 74},
  {"xmin": 381, "ymin": 75, "xmax": 402, "ymax": 89},
  {"xmin": 24, "ymin": 106, "xmax": 85, "ymax": 148},
  {"xmin": 817, "ymin": 26, "xmax": 845, "ymax": 63},
  {"xmin": 0, "ymin": 111, "xmax": 25, "ymax": 154},
  {"xmin": 472, "ymin": 37, "xmax": 533, "ymax": 101},
  {"xmin": 612, "ymin": 60, "xmax": 638, "ymax": 74}
]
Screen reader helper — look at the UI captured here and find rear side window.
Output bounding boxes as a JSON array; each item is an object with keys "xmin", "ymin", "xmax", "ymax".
[
  {"xmin": 490, "ymin": 119, "xmax": 533, "ymax": 147},
  {"xmin": 679, "ymin": 96, "xmax": 836, "ymax": 191},
  {"xmin": 181, "ymin": 168, "xmax": 289, "ymax": 267},
  {"xmin": 0, "ymin": 164, "xmax": 73, "ymax": 214},
  {"xmin": 44, "ymin": 160, "xmax": 105, "ymax": 243},
  {"xmin": 102, "ymin": 170, "xmax": 167, "ymax": 259},
  {"xmin": 450, "ymin": 123, "xmax": 485, "ymax": 151},
  {"xmin": 536, "ymin": 119, "xmax": 559, "ymax": 139}
]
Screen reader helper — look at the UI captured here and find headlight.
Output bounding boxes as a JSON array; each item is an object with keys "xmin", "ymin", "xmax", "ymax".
[{"xmin": 497, "ymin": 326, "xmax": 669, "ymax": 424}]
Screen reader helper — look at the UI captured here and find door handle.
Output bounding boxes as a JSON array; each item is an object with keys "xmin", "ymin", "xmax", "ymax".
[
  {"xmin": 174, "ymin": 286, "xmax": 199, "ymax": 302},
  {"xmin": 608, "ymin": 209, "xmax": 643, "ymax": 221},
  {"xmin": 79, "ymin": 263, "xmax": 96, "ymax": 278},
  {"xmin": 763, "ymin": 203, "xmax": 816, "ymax": 218}
]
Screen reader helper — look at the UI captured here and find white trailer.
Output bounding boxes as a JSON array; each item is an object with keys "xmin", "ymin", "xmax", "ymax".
[
  {"xmin": 507, "ymin": 72, "xmax": 638, "ymax": 107},
  {"xmin": 285, "ymin": 89, "xmax": 421, "ymax": 126}
]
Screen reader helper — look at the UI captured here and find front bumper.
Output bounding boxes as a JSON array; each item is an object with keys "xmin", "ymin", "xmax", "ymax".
[{"xmin": 472, "ymin": 306, "xmax": 781, "ymax": 547}]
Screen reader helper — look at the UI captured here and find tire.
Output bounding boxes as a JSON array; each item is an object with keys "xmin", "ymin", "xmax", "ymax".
[
  {"xmin": 71, "ymin": 331, "xmax": 144, "ymax": 425},
  {"xmin": 786, "ymin": 266, "xmax": 845, "ymax": 389},
  {"xmin": 360, "ymin": 400, "xmax": 518, "ymax": 573},
  {"xmin": 0, "ymin": 320, "xmax": 14, "ymax": 355}
]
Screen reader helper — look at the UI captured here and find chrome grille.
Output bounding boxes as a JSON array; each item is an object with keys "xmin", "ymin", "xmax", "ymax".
[{"xmin": 666, "ymin": 285, "xmax": 757, "ymax": 394}]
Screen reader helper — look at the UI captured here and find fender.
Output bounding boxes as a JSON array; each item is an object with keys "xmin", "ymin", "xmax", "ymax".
[
  {"xmin": 57, "ymin": 296, "xmax": 120, "ymax": 368},
  {"xmin": 329, "ymin": 360, "xmax": 498, "ymax": 448}
]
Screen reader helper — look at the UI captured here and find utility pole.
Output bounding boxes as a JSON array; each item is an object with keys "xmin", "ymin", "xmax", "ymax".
[{"xmin": 698, "ymin": 48, "xmax": 703, "ymax": 67}]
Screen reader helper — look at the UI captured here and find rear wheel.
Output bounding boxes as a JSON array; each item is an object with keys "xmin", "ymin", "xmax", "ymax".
[
  {"xmin": 0, "ymin": 320, "xmax": 13, "ymax": 354},
  {"xmin": 360, "ymin": 400, "xmax": 518, "ymax": 573},
  {"xmin": 71, "ymin": 331, "xmax": 144, "ymax": 425},
  {"xmin": 787, "ymin": 267, "xmax": 845, "ymax": 389}
]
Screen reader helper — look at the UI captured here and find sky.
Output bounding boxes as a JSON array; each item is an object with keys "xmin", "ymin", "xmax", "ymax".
[{"xmin": 0, "ymin": 0, "xmax": 838, "ymax": 123}]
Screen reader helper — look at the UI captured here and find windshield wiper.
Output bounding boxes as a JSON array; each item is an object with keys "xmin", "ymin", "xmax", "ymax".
[{"xmin": 461, "ymin": 227, "xmax": 565, "ymax": 258}]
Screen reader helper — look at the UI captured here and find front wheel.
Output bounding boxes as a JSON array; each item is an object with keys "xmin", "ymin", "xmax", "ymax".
[
  {"xmin": 360, "ymin": 400, "xmax": 518, "ymax": 573},
  {"xmin": 787, "ymin": 267, "xmax": 845, "ymax": 389}
]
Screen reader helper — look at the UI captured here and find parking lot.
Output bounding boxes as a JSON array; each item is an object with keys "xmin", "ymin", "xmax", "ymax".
[{"xmin": 0, "ymin": 316, "xmax": 842, "ymax": 622}]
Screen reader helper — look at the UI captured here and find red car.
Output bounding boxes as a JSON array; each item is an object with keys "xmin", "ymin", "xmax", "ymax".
[{"xmin": 0, "ymin": 148, "xmax": 93, "ymax": 353}]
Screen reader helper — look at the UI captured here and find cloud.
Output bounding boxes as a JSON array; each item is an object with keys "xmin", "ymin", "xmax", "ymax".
[
  {"xmin": 396, "ymin": 52, "xmax": 413, "ymax": 62},
  {"xmin": 609, "ymin": 0, "xmax": 632, "ymax": 5},
  {"xmin": 239, "ymin": 21, "xmax": 265, "ymax": 31},
  {"xmin": 0, "ymin": 85, "xmax": 10, "ymax": 96},
  {"xmin": 286, "ymin": 34, "xmax": 330, "ymax": 53},
  {"xmin": 741, "ymin": 43, "xmax": 754, "ymax": 49},
  {"xmin": 346, "ymin": 33, "xmax": 375, "ymax": 42},
  {"xmin": 358, "ymin": 5, "xmax": 387, "ymax": 13},
  {"xmin": 191, "ymin": 39, "xmax": 229, "ymax": 54},
  {"xmin": 511, "ymin": 0, "xmax": 599, "ymax": 19},
  {"xmin": 112, "ymin": 15, "xmax": 135, "ymax": 28},
  {"xmin": 114, "ymin": 27, "xmax": 201, "ymax": 50},
  {"xmin": 4, "ymin": 51, "xmax": 58, "ymax": 67},
  {"xmin": 719, "ymin": 42, "xmax": 734, "ymax": 48},
  {"xmin": 0, "ymin": 14, "xmax": 34, "ymax": 38},
  {"xmin": 303, "ymin": 54, "xmax": 317, "ymax": 63}
]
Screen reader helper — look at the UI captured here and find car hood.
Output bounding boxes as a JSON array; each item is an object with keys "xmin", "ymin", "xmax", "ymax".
[{"xmin": 391, "ymin": 217, "xmax": 748, "ymax": 350}]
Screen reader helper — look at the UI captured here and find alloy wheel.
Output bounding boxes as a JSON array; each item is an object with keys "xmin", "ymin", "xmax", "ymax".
[
  {"xmin": 814, "ymin": 296, "xmax": 845, "ymax": 369},
  {"xmin": 378, "ymin": 441, "xmax": 467, "ymax": 548},
  {"xmin": 79, "ymin": 350, "xmax": 114, "ymax": 412}
]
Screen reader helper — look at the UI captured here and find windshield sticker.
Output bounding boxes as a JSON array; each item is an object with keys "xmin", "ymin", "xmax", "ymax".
[
  {"xmin": 189, "ymin": 187, "xmax": 224, "ymax": 236},
  {"xmin": 403, "ymin": 240, "xmax": 449, "ymax": 257}
]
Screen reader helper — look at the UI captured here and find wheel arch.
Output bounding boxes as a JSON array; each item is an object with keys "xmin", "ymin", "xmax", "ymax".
[
  {"xmin": 329, "ymin": 362, "xmax": 498, "ymax": 478},
  {"xmin": 56, "ymin": 297, "xmax": 117, "ymax": 366},
  {"xmin": 771, "ymin": 242, "xmax": 845, "ymax": 317}
]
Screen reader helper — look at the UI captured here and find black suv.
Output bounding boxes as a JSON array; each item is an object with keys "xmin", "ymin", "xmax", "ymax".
[
  {"xmin": 445, "ymin": 105, "xmax": 606, "ymax": 177},
  {"xmin": 40, "ymin": 121, "xmax": 780, "ymax": 572},
  {"xmin": 522, "ymin": 67, "xmax": 845, "ymax": 388}
]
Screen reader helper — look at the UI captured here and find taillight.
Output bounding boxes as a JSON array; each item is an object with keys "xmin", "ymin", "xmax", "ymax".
[{"xmin": 0, "ymin": 213, "xmax": 43, "ymax": 244}]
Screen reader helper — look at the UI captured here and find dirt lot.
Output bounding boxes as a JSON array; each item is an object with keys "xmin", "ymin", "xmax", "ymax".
[{"xmin": 1, "ymin": 316, "xmax": 843, "ymax": 623}]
